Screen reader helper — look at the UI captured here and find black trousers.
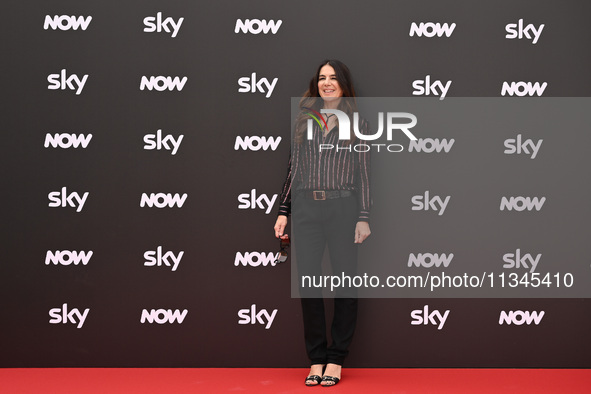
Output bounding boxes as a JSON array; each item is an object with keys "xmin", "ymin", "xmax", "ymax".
[{"xmin": 293, "ymin": 193, "xmax": 359, "ymax": 365}]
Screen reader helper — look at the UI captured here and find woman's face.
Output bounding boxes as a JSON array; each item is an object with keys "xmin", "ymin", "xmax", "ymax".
[{"xmin": 318, "ymin": 65, "xmax": 343, "ymax": 99}]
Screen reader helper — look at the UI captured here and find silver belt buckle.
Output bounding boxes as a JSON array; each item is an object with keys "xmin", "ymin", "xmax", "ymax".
[{"xmin": 313, "ymin": 191, "xmax": 326, "ymax": 200}]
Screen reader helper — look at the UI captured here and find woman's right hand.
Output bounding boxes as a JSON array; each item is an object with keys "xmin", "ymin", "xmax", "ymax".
[{"xmin": 274, "ymin": 215, "xmax": 289, "ymax": 239}]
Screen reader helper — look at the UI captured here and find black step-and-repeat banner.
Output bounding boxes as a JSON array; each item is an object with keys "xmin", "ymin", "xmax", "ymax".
[{"xmin": 2, "ymin": 0, "xmax": 591, "ymax": 367}]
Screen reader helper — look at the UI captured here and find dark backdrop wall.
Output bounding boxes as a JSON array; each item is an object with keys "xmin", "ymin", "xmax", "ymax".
[{"xmin": 2, "ymin": 0, "xmax": 591, "ymax": 367}]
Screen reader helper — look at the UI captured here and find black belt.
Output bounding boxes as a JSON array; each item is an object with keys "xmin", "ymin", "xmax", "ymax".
[{"xmin": 300, "ymin": 190, "xmax": 353, "ymax": 201}]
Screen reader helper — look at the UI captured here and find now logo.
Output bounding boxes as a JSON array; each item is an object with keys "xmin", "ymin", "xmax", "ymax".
[
  {"xmin": 500, "ymin": 196, "xmax": 545, "ymax": 211},
  {"xmin": 44, "ymin": 133, "xmax": 92, "ymax": 149},
  {"xmin": 140, "ymin": 76, "xmax": 188, "ymax": 91},
  {"xmin": 235, "ymin": 252, "xmax": 277, "ymax": 267},
  {"xmin": 234, "ymin": 136, "xmax": 281, "ymax": 151},
  {"xmin": 408, "ymin": 253, "xmax": 454, "ymax": 268},
  {"xmin": 140, "ymin": 193, "xmax": 188, "ymax": 208},
  {"xmin": 234, "ymin": 19, "xmax": 282, "ymax": 34},
  {"xmin": 140, "ymin": 309, "xmax": 188, "ymax": 324},
  {"xmin": 44, "ymin": 15, "xmax": 92, "ymax": 31},
  {"xmin": 501, "ymin": 81, "xmax": 547, "ymax": 97},
  {"xmin": 499, "ymin": 310, "xmax": 545, "ymax": 325},
  {"xmin": 409, "ymin": 22, "xmax": 456, "ymax": 37},
  {"xmin": 45, "ymin": 250, "xmax": 93, "ymax": 266},
  {"xmin": 408, "ymin": 138, "xmax": 454, "ymax": 153}
]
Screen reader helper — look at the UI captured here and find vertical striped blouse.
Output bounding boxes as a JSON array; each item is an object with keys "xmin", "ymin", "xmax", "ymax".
[{"xmin": 277, "ymin": 121, "xmax": 371, "ymax": 222}]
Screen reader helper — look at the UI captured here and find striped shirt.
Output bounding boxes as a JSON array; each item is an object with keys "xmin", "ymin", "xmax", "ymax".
[{"xmin": 278, "ymin": 121, "xmax": 371, "ymax": 222}]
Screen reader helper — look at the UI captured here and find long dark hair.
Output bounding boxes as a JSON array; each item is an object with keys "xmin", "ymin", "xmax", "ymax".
[{"xmin": 295, "ymin": 59, "xmax": 358, "ymax": 144}]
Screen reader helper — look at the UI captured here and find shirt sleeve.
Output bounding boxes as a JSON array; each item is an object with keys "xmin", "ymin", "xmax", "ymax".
[
  {"xmin": 278, "ymin": 124, "xmax": 303, "ymax": 217},
  {"xmin": 277, "ymin": 151, "xmax": 292, "ymax": 217},
  {"xmin": 355, "ymin": 118, "xmax": 371, "ymax": 222}
]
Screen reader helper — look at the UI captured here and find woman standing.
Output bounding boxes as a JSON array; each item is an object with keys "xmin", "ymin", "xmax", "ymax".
[{"xmin": 274, "ymin": 59, "xmax": 371, "ymax": 387}]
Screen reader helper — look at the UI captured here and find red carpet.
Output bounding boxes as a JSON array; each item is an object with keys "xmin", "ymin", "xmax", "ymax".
[{"xmin": 1, "ymin": 368, "xmax": 590, "ymax": 393}]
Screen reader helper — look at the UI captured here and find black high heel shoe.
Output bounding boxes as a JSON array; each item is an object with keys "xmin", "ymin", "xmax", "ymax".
[
  {"xmin": 320, "ymin": 375, "xmax": 340, "ymax": 387},
  {"xmin": 305, "ymin": 364, "xmax": 326, "ymax": 386},
  {"xmin": 305, "ymin": 375, "xmax": 322, "ymax": 386},
  {"xmin": 320, "ymin": 364, "xmax": 341, "ymax": 387}
]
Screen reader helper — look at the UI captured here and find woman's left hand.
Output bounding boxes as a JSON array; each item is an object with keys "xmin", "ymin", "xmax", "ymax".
[{"xmin": 354, "ymin": 222, "xmax": 371, "ymax": 244}]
